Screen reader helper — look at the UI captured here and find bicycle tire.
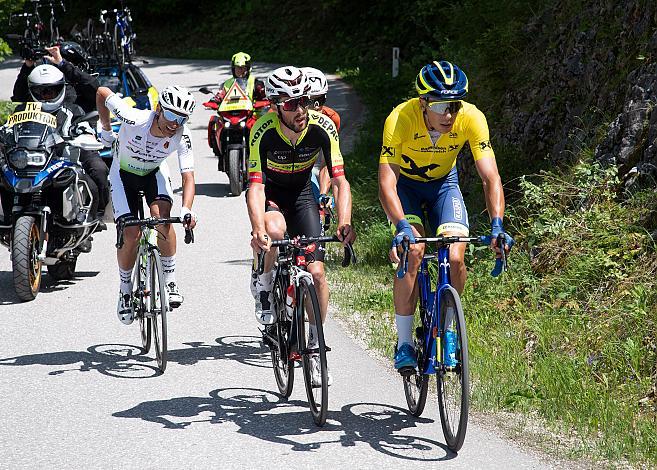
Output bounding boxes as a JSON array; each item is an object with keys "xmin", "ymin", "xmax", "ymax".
[
  {"xmin": 150, "ymin": 248, "xmax": 168, "ymax": 372},
  {"xmin": 114, "ymin": 23, "xmax": 124, "ymax": 68},
  {"xmin": 299, "ymin": 277, "xmax": 328, "ymax": 426},
  {"xmin": 436, "ymin": 287, "xmax": 469, "ymax": 451},
  {"xmin": 134, "ymin": 253, "xmax": 151, "ymax": 353},
  {"xmin": 271, "ymin": 278, "xmax": 294, "ymax": 397},
  {"xmin": 403, "ymin": 326, "xmax": 429, "ymax": 416}
]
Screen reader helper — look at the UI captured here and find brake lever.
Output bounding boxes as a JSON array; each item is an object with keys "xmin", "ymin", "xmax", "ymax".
[
  {"xmin": 396, "ymin": 236, "xmax": 410, "ymax": 279},
  {"xmin": 183, "ymin": 214, "xmax": 194, "ymax": 244}
]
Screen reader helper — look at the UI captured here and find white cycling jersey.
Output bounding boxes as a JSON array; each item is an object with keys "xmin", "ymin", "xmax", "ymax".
[{"xmin": 106, "ymin": 94, "xmax": 194, "ymax": 176}]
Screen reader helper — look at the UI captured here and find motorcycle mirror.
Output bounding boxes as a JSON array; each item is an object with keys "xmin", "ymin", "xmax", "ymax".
[{"xmin": 199, "ymin": 87, "xmax": 213, "ymax": 95}]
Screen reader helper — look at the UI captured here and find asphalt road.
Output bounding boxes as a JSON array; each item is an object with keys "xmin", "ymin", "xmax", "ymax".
[{"xmin": 0, "ymin": 57, "xmax": 550, "ymax": 469}]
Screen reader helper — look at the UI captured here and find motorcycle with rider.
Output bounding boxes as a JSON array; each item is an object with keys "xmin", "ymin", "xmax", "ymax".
[
  {"xmin": 200, "ymin": 52, "xmax": 269, "ymax": 195},
  {"xmin": 0, "ymin": 65, "xmax": 103, "ymax": 301}
]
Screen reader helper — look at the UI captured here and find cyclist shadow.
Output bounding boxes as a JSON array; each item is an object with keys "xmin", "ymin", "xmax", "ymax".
[
  {"xmin": 173, "ymin": 183, "xmax": 232, "ymax": 198},
  {"xmin": 167, "ymin": 335, "xmax": 271, "ymax": 369},
  {"xmin": 0, "ymin": 343, "xmax": 160, "ymax": 379},
  {"xmin": 113, "ymin": 387, "xmax": 455, "ymax": 461}
]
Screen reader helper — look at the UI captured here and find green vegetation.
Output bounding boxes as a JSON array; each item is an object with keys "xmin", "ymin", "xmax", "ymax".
[
  {"xmin": 0, "ymin": 101, "xmax": 15, "ymax": 125},
  {"xmin": 6, "ymin": 0, "xmax": 653, "ymax": 463}
]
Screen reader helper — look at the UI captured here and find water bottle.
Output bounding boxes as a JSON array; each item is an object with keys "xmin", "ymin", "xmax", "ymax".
[
  {"xmin": 443, "ymin": 329, "xmax": 458, "ymax": 368},
  {"xmin": 285, "ymin": 284, "xmax": 295, "ymax": 319}
]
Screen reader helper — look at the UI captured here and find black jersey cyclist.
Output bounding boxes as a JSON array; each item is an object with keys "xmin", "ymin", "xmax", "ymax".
[{"xmin": 247, "ymin": 65, "xmax": 356, "ymax": 385}]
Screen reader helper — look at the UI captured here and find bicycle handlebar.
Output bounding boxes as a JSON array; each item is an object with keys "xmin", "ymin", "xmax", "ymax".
[
  {"xmin": 396, "ymin": 234, "xmax": 509, "ymax": 279},
  {"xmin": 256, "ymin": 235, "xmax": 357, "ymax": 275},
  {"xmin": 115, "ymin": 215, "xmax": 194, "ymax": 249}
]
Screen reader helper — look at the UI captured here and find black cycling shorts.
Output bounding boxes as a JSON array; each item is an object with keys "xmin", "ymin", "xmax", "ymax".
[{"xmin": 265, "ymin": 182, "xmax": 325, "ymax": 263}]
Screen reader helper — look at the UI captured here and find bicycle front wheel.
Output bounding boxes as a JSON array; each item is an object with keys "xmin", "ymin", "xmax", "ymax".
[
  {"xmin": 149, "ymin": 249, "xmax": 168, "ymax": 373},
  {"xmin": 271, "ymin": 279, "xmax": 294, "ymax": 397},
  {"xmin": 437, "ymin": 287, "xmax": 469, "ymax": 451},
  {"xmin": 299, "ymin": 277, "xmax": 328, "ymax": 426},
  {"xmin": 133, "ymin": 255, "xmax": 151, "ymax": 353}
]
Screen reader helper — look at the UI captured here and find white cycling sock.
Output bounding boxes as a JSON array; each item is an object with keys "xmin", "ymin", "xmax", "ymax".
[
  {"xmin": 257, "ymin": 269, "xmax": 274, "ymax": 290},
  {"xmin": 308, "ymin": 324, "xmax": 319, "ymax": 349},
  {"xmin": 119, "ymin": 267, "xmax": 133, "ymax": 295},
  {"xmin": 161, "ymin": 255, "xmax": 176, "ymax": 285},
  {"xmin": 395, "ymin": 314, "xmax": 414, "ymax": 349}
]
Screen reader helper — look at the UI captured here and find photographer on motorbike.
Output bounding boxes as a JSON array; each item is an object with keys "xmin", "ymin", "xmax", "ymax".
[
  {"xmin": 11, "ymin": 45, "xmax": 109, "ymax": 224},
  {"xmin": 204, "ymin": 52, "xmax": 266, "ymax": 108}
]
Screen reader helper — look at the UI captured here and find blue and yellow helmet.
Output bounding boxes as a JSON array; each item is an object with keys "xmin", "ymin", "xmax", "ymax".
[{"xmin": 415, "ymin": 61, "xmax": 468, "ymax": 100}]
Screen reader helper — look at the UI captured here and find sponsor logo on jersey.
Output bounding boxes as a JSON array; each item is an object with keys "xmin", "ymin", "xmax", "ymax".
[
  {"xmin": 181, "ymin": 134, "xmax": 192, "ymax": 150},
  {"xmin": 479, "ymin": 140, "xmax": 493, "ymax": 151},
  {"xmin": 164, "ymin": 141, "xmax": 170, "ymax": 149},
  {"xmin": 452, "ymin": 197, "xmax": 463, "ymax": 220},
  {"xmin": 414, "ymin": 132, "xmax": 424, "ymax": 140},
  {"xmin": 250, "ymin": 118, "xmax": 274, "ymax": 147},
  {"xmin": 449, "ymin": 132, "xmax": 458, "ymax": 138},
  {"xmin": 448, "ymin": 144, "xmax": 460, "ymax": 151},
  {"xmin": 381, "ymin": 146, "xmax": 394, "ymax": 157},
  {"xmin": 317, "ymin": 115, "xmax": 338, "ymax": 141}
]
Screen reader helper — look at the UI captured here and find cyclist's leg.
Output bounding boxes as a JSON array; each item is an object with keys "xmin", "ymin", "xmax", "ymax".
[
  {"xmin": 427, "ymin": 168, "xmax": 469, "ymax": 294},
  {"xmin": 391, "ymin": 176, "xmax": 428, "ymax": 369}
]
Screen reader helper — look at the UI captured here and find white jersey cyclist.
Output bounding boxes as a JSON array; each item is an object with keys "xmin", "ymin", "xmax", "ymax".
[
  {"xmin": 96, "ymin": 84, "xmax": 197, "ymax": 325},
  {"xmin": 105, "ymin": 93, "xmax": 194, "ymax": 217}
]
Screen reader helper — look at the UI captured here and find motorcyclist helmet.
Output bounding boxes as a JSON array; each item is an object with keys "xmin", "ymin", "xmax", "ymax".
[
  {"xmin": 159, "ymin": 85, "xmax": 196, "ymax": 117},
  {"xmin": 415, "ymin": 60, "xmax": 468, "ymax": 100},
  {"xmin": 59, "ymin": 41, "xmax": 89, "ymax": 70},
  {"xmin": 302, "ymin": 67, "xmax": 328, "ymax": 108},
  {"xmin": 27, "ymin": 64, "xmax": 66, "ymax": 112},
  {"xmin": 231, "ymin": 52, "xmax": 251, "ymax": 79},
  {"xmin": 265, "ymin": 66, "xmax": 310, "ymax": 102}
]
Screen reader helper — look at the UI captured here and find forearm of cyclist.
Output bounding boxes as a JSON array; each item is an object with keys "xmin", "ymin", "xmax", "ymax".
[
  {"xmin": 378, "ymin": 162, "xmax": 405, "ymax": 225},
  {"xmin": 246, "ymin": 183, "xmax": 271, "ymax": 252},
  {"xmin": 181, "ymin": 171, "xmax": 195, "ymax": 210},
  {"xmin": 475, "ymin": 157, "xmax": 505, "ymax": 220},
  {"xmin": 96, "ymin": 86, "xmax": 114, "ymax": 130},
  {"xmin": 332, "ymin": 176, "xmax": 355, "ymax": 243},
  {"xmin": 319, "ymin": 166, "xmax": 331, "ymax": 195}
]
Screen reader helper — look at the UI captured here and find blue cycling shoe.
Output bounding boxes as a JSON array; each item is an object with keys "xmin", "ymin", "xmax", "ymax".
[{"xmin": 394, "ymin": 343, "xmax": 418, "ymax": 370}]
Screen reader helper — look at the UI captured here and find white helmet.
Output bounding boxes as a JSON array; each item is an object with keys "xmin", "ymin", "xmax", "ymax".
[
  {"xmin": 159, "ymin": 85, "xmax": 196, "ymax": 116},
  {"xmin": 27, "ymin": 64, "xmax": 66, "ymax": 112},
  {"xmin": 302, "ymin": 67, "xmax": 328, "ymax": 96},
  {"xmin": 266, "ymin": 66, "xmax": 310, "ymax": 100}
]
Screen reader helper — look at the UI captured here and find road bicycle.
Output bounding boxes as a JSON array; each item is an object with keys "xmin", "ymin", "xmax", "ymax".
[
  {"xmin": 38, "ymin": 0, "xmax": 65, "ymax": 44},
  {"xmin": 115, "ymin": 195, "xmax": 194, "ymax": 373},
  {"xmin": 100, "ymin": 3, "xmax": 135, "ymax": 68},
  {"xmin": 396, "ymin": 233, "xmax": 508, "ymax": 451},
  {"xmin": 257, "ymin": 235, "xmax": 356, "ymax": 426}
]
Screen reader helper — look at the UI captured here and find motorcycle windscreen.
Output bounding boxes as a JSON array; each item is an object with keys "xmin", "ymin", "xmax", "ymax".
[{"xmin": 9, "ymin": 112, "xmax": 62, "ymax": 150}]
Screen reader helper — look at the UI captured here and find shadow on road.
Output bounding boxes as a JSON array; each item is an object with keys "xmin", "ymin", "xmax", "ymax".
[
  {"xmin": 113, "ymin": 387, "xmax": 455, "ymax": 461},
  {"xmin": 0, "ymin": 270, "xmax": 100, "ymax": 305},
  {"xmin": 0, "ymin": 335, "xmax": 269, "ymax": 376},
  {"xmin": 173, "ymin": 182, "xmax": 233, "ymax": 198},
  {"xmin": 0, "ymin": 343, "xmax": 160, "ymax": 378}
]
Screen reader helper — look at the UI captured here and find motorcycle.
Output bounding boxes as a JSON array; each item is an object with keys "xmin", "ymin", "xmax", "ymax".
[
  {"xmin": 199, "ymin": 85, "xmax": 269, "ymax": 196},
  {"xmin": 0, "ymin": 105, "xmax": 103, "ymax": 301}
]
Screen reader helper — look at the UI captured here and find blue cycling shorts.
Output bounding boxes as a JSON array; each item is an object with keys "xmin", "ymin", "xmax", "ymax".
[{"xmin": 394, "ymin": 167, "xmax": 469, "ymax": 236}]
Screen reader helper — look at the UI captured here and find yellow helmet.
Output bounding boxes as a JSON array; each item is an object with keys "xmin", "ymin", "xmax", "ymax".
[{"xmin": 231, "ymin": 52, "xmax": 251, "ymax": 78}]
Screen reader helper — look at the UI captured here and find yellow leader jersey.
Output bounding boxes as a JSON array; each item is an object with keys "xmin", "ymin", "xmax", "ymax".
[{"xmin": 379, "ymin": 98, "xmax": 495, "ymax": 181}]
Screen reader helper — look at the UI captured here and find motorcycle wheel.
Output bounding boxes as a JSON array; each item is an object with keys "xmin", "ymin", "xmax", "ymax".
[
  {"xmin": 47, "ymin": 260, "xmax": 77, "ymax": 281},
  {"xmin": 228, "ymin": 148, "xmax": 242, "ymax": 196},
  {"xmin": 12, "ymin": 215, "xmax": 42, "ymax": 301}
]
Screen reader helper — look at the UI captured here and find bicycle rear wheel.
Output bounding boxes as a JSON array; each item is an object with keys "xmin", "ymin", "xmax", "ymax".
[
  {"xmin": 149, "ymin": 249, "xmax": 168, "ymax": 373},
  {"xmin": 271, "ymin": 278, "xmax": 294, "ymax": 397},
  {"xmin": 403, "ymin": 326, "xmax": 429, "ymax": 416},
  {"xmin": 437, "ymin": 287, "xmax": 469, "ymax": 451},
  {"xmin": 299, "ymin": 277, "xmax": 328, "ymax": 426}
]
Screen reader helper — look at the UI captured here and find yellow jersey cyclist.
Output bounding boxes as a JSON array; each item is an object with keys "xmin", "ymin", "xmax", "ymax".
[
  {"xmin": 96, "ymin": 84, "xmax": 199, "ymax": 325},
  {"xmin": 247, "ymin": 66, "xmax": 356, "ymax": 385},
  {"xmin": 378, "ymin": 60, "xmax": 514, "ymax": 371}
]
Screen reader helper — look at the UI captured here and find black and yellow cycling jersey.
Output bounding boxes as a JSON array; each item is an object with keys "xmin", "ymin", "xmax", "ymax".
[
  {"xmin": 248, "ymin": 109, "xmax": 344, "ymax": 194},
  {"xmin": 379, "ymin": 98, "xmax": 495, "ymax": 181}
]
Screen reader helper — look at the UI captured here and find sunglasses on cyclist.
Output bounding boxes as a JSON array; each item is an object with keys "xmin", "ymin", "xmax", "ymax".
[
  {"xmin": 160, "ymin": 107, "xmax": 189, "ymax": 126},
  {"xmin": 424, "ymin": 99, "xmax": 462, "ymax": 115},
  {"xmin": 277, "ymin": 95, "xmax": 313, "ymax": 112}
]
